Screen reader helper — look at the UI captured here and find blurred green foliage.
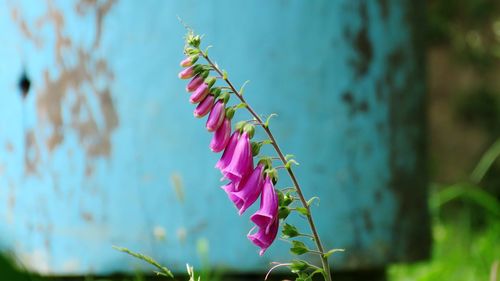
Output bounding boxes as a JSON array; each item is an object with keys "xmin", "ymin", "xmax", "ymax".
[{"xmin": 390, "ymin": 138, "xmax": 500, "ymax": 280}]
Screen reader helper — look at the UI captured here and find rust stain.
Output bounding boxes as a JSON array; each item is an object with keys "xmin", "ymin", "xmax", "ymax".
[
  {"xmin": 341, "ymin": 90, "xmax": 370, "ymax": 116},
  {"xmin": 81, "ymin": 212, "xmax": 93, "ymax": 222},
  {"xmin": 11, "ymin": 0, "xmax": 119, "ymax": 174},
  {"xmin": 24, "ymin": 129, "xmax": 40, "ymax": 175},
  {"xmin": 10, "ymin": 6, "xmax": 43, "ymax": 48},
  {"xmin": 5, "ymin": 142, "xmax": 14, "ymax": 152},
  {"xmin": 345, "ymin": 2, "xmax": 373, "ymax": 79},
  {"xmin": 383, "ymin": 6, "xmax": 430, "ymax": 261},
  {"xmin": 76, "ymin": 0, "xmax": 117, "ymax": 49}
]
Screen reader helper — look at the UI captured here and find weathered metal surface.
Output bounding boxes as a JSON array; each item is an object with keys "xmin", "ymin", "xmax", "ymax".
[{"xmin": 0, "ymin": 0, "xmax": 429, "ymax": 275}]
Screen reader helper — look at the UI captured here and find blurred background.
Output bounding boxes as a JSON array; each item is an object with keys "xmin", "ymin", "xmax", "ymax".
[{"xmin": 0, "ymin": 0, "xmax": 498, "ymax": 281}]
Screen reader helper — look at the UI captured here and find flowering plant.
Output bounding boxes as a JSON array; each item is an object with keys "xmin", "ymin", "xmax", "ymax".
[{"xmin": 117, "ymin": 28, "xmax": 343, "ymax": 281}]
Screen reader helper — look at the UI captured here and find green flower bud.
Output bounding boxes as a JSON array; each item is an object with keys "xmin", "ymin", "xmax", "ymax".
[
  {"xmin": 258, "ymin": 157, "xmax": 272, "ymax": 169},
  {"xmin": 225, "ymin": 107, "xmax": 235, "ymax": 120},
  {"xmin": 205, "ymin": 77, "xmax": 216, "ymax": 88},
  {"xmin": 266, "ymin": 168, "xmax": 278, "ymax": 184},
  {"xmin": 210, "ymin": 87, "xmax": 222, "ymax": 99},
  {"xmin": 235, "ymin": 121, "xmax": 246, "ymax": 132},
  {"xmin": 251, "ymin": 141, "xmax": 261, "ymax": 156},
  {"xmin": 218, "ymin": 92, "xmax": 230, "ymax": 104},
  {"xmin": 243, "ymin": 124, "xmax": 255, "ymax": 138}
]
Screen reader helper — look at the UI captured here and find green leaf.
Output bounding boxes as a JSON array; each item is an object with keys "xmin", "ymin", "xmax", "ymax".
[
  {"xmin": 323, "ymin": 248, "xmax": 345, "ymax": 258},
  {"xmin": 264, "ymin": 113, "xmax": 278, "ymax": 128},
  {"xmin": 295, "ymin": 207, "xmax": 309, "ymax": 216},
  {"xmin": 289, "ymin": 260, "xmax": 309, "ymax": 273},
  {"xmin": 278, "ymin": 206, "xmax": 291, "ymax": 219},
  {"xmin": 285, "ymin": 159, "xmax": 300, "ymax": 169},
  {"xmin": 470, "ymin": 138, "xmax": 500, "ymax": 183},
  {"xmin": 290, "ymin": 240, "xmax": 309, "ymax": 255},
  {"xmin": 234, "ymin": 102, "xmax": 247, "ymax": 109},
  {"xmin": 285, "ymin": 154, "xmax": 295, "ymax": 161},
  {"xmin": 239, "ymin": 80, "xmax": 250, "ymax": 95},
  {"xmin": 113, "ymin": 246, "xmax": 174, "ymax": 278},
  {"xmin": 283, "ymin": 192, "xmax": 295, "ymax": 206},
  {"xmin": 222, "ymin": 70, "xmax": 228, "ymax": 80},
  {"xmin": 282, "ymin": 223, "xmax": 300, "ymax": 238},
  {"xmin": 306, "ymin": 197, "xmax": 320, "ymax": 207}
]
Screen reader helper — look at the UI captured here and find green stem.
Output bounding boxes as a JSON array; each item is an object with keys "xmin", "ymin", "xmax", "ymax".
[{"xmin": 201, "ymin": 52, "xmax": 332, "ymax": 281}]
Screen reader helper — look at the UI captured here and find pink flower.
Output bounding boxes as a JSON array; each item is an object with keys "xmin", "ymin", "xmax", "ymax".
[
  {"xmin": 205, "ymin": 101, "xmax": 225, "ymax": 132},
  {"xmin": 180, "ymin": 55, "xmax": 198, "ymax": 67},
  {"xmin": 193, "ymin": 95, "xmax": 214, "ymax": 118},
  {"xmin": 215, "ymin": 131, "xmax": 239, "ymax": 171},
  {"xmin": 247, "ymin": 216, "xmax": 279, "ymax": 256},
  {"xmin": 250, "ymin": 176, "xmax": 278, "ymax": 234},
  {"xmin": 189, "ymin": 83, "xmax": 209, "ymax": 104},
  {"xmin": 222, "ymin": 164, "xmax": 264, "ymax": 215},
  {"xmin": 217, "ymin": 132, "xmax": 253, "ymax": 182},
  {"xmin": 210, "ymin": 118, "xmax": 231, "ymax": 152},
  {"xmin": 178, "ymin": 65, "xmax": 195, "ymax": 79},
  {"xmin": 186, "ymin": 75, "xmax": 204, "ymax": 92}
]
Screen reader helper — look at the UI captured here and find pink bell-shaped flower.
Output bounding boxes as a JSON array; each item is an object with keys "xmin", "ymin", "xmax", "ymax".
[
  {"xmin": 205, "ymin": 101, "xmax": 225, "ymax": 132},
  {"xmin": 194, "ymin": 95, "xmax": 214, "ymax": 118},
  {"xmin": 250, "ymin": 176, "xmax": 278, "ymax": 234},
  {"xmin": 247, "ymin": 216, "xmax": 279, "ymax": 256},
  {"xmin": 178, "ymin": 65, "xmax": 195, "ymax": 79},
  {"xmin": 210, "ymin": 118, "xmax": 231, "ymax": 152},
  {"xmin": 222, "ymin": 164, "xmax": 264, "ymax": 215},
  {"xmin": 190, "ymin": 83, "xmax": 209, "ymax": 104},
  {"xmin": 186, "ymin": 75, "xmax": 204, "ymax": 92},
  {"xmin": 218, "ymin": 132, "xmax": 253, "ymax": 182}
]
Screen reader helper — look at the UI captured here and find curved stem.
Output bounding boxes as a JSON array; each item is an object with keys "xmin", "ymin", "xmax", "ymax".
[{"xmin": 201, "ymin": 52, "xmax": 332, "ymax": 281}]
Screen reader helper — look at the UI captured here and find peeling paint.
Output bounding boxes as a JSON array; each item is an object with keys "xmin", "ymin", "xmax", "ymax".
[
  {"xmin": 10, "ymin": 0, "xmax": 119, "ymax": 175},
  {"xmin": 24, "ymin": 129, "xmax": 40, "ymax": 175}
]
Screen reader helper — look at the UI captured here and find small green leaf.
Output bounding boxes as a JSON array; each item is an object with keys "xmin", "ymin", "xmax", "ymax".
[
  {"xmin": 204, "ymin": 45, "xmax": 213, "ymax": 55},
  {"xmin": 295, "ymin": 207, "xmax": 309, "ymax": 216},
  {"xmin": 306, "ymin": 197, "xmax": 320, "ymax": 207},
  {"xmin": 285, "ymin": 159, "xmax": 300, "ymax": 169},
  {"xmin": 289, "ymin": 260, "xmax": 309, "ymax": 273},
  {"xmin": 222, "ymin": 70, "xmax": 228, "ymax": 80},
  {"xmin": 283, "ymin": 192, "xmax": 294, "ymax": 206},
  {"xmin": 239, "ymin": 80, "xmax": 250, "ymax": 95},
  {"xmin": 323, "ymin": 248, "xmax": 345, "ymax": 258},
  {"xmin": 282, "ymin": 223, "xmax": 300, "ymax": 238},
  {"xmin": 234, "ymin": 102, "xmax": 247, "ymax": 109},
  {"xmin": 113, "ymin": 246, "xmax": 174, "ymax": 278},
  {"xmin": 278, "ymin": 206, "xmax": 291, "ymax": 219},
  {"xmin": 264, "ymin": 113, "xmax": 278, "ymax": 128},
  {"xmin": 290, "ymin": 240, "xmax": 309, "ymax": 255}
]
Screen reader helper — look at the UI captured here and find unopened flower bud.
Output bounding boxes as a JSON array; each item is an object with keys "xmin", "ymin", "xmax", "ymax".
[
  {"xmin": 206, "ymin": 101, "xmax": 225, "ymax": 132},
  {"xmin": 225, "ymin": 107, "xmax": 235, "ymax": 120},
  {"xmin": 251, "ymin": 141, "xmax": 261, "ymax": 156},
  {"xmin": 190, "ymin": 83, "xmax": 209, "ymax": 104},
  {"xmin": 235, "ymin": 121, "xmax": 246, "ymax": 132},
  {"xmin": 218, "ymin": 92, "xmax": 230, "ymax": 104},
  {"xmin": 178, "ymin": 66, "xmax": 195, "ymax": 79},
  {"xmin": 243, "ymin": 124, "xmax": 255, "ymax": 139},
  {"xmin": 184, "ymin": 47, "xmax": 199, "ymax": 56},
  {"xmin": 205, "ymin": 77, "xmax": 216, "ymax": 88},
  {"xmin": 266, "ymin": 168, "xmax": 278, "ymax": 185},
  {"xmin": 194, "ymin": 95, "xmax": 214, "ymax": 118},
  {"xmin": 186, "ymin": 75, "xmax": 204, "ymax": 92},
  {"xmin": 180, "ymin": 55, "xmax": 199, "ymax": 67},
  {"xmin": 210, "ymin": 118, "xmax": 231, "ymax": 152},
  {"xmin": 211, "ymin": 87, "xmax": 222, "ymax": 99},
  {"xmin": 258, "ymin": 157, "xmax": 272, "ymax": 169}
]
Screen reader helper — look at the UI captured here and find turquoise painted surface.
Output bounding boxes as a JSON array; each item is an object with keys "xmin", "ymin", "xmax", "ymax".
[{"xmin": 0, "ymin": 0, "xmax": 429, "ymax": 275}]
